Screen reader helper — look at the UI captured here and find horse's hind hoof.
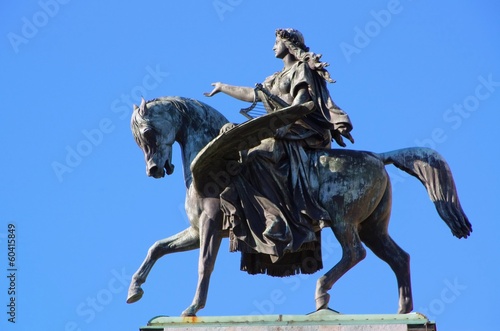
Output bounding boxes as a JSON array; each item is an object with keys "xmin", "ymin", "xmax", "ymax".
[
  {"xmin": 181, "ymin": 304, "xmax": 201, "ymax": 317},
  {"xmin": 126, "ymin": 287, "xmax": 144, "ymax": 304}
]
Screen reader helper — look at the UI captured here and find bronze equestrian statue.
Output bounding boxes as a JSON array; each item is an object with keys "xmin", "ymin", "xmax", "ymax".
[{"xmin": 127, "ymin": 29, "xmax": 471, "ymax": 317}]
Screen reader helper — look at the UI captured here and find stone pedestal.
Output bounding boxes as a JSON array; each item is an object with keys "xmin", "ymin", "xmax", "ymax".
[{"xmin": 139, "ymin": 310, "xmax": 436, "ymax": 331}]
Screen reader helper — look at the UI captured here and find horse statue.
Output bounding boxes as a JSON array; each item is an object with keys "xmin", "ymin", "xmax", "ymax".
[{"xmin": 127, "ymin": 96, "xmax": 471, "ymax": 317}]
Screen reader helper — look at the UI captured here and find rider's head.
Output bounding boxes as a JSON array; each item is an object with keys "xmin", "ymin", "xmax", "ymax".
[
  {"xmin": 275, "ymin": 28, "xmax": 309, "ymax": 53},
  {"xmin": 275, "ymin": 28, "xmax": 334, "ymax": 83}
]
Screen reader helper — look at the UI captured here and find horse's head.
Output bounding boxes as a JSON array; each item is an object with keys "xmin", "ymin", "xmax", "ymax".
[{"xmin": 131, "ymin": 98, "xmax": 177, "ymax": 178}]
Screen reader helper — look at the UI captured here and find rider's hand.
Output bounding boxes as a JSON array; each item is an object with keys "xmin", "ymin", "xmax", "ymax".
[
  {"xmin": 332, "ymin": 124, "xmax": 355, "ymax": 147},
  {"xmin": 203, "ymin": 82, "xmax": 223, "ymax": 97},
  {"xmin": 219, "ymin": 122, "xmax": 237, "ymax": 134},
  {"xmin": 338, "ymin": 125, "xmax": 355, "ymax": 144},
  {"xmin": 332, "ymin": 130, "xmax": 346, "ymax": 147}
]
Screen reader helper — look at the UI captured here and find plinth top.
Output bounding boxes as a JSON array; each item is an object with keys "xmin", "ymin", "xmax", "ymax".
[{"xmin": 140, "ymin": 310, "xmax": 435, "ymax": 330}]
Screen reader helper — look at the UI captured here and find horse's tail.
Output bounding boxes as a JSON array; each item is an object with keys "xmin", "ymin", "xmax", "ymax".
[{"xmin": 377, "ymin": 147, "xmax": 472, "ymax": 239}]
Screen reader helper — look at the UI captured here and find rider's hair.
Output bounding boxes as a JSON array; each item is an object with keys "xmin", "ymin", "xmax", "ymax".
[{"xmin": 276, "ymin": 28, "xmax": 335, "ymax": 83}]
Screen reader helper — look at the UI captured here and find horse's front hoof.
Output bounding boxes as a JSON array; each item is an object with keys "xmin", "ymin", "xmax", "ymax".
[
  {"xmin": 308, "ymin": 307, "xmax": 341, "ymax": 315},
  {"xmin": 315, "ymin": 293, "xmax": 330, "ymax": 311},
  {"xmin": 126, "ymin": 286, "xmax": 144, "ymax": 304}
]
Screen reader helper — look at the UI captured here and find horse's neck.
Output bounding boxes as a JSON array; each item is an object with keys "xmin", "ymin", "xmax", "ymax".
[
  {"xmin": 153, "ymin": 97, "xmax": 228, "ymax": 188},
  {"xmin": 172, "ymin": 103, "xmax": 226, "ymax": 188},
  {"xmin": 177, "ymin": 136, "xmax": 206, "ymax": 188}
]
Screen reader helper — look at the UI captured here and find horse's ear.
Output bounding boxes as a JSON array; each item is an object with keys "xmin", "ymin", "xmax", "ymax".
[
  {"xmin": 139, "ymin": 97, "xmax": 148, "ymax": 117},
  {"xmin": 133, "ymin": 104, "xmax": 139, "ymax": 112}
]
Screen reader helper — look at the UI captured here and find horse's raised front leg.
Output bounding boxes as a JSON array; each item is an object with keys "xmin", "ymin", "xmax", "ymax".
[
  {"xmin": 315, "ymin": 221, "xmax": 366, "ymax": 310},
  {"xmin": 127, "ymin": 226, "xmax": 200, "ymax": 304},
  {"xmin": 181, "ymin": 198, "xmax": 222, "ymax": 316}
]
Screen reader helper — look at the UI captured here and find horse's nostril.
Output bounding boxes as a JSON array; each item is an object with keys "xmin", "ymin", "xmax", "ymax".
[{"xmin": 148, "ymin": 166, "xmax": 158, "ymax": 177}]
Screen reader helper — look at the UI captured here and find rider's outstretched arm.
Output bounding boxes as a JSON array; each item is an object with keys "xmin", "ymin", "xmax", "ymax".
[{"xmin": 204, "ymin": 82, "xmax": 259, "ymax": 103}]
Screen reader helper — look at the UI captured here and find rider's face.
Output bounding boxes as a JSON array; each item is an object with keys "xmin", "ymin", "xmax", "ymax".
[{"xmin": 273, "ymin": 38, "xmax": 288, "ymax": 59}]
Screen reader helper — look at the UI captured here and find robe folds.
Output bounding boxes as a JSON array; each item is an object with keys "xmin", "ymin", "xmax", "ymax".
[{"xmin": 220, "ymin": 61, "xmax": 353, "ymax": 276}]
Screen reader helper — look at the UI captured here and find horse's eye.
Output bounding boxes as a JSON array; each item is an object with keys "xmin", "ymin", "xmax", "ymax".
[
  {"xmin": 143, "ymin": 128, "xmax": 152, "ymax": 136},
  {"xmin": 143, "ymin": 128, "xmax": 157, "ymax": 145}
]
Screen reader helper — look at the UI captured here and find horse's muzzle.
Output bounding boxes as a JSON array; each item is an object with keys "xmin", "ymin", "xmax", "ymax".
[
  {"xmin": 147, "ymin": 160, "xmax": 174, "ymax": 178},
  {"xmin": 165, "ymin": 162, "xmax": 175, "ymax": 175},
  {"xmin": 147, "ymin": 165, "xmax": 165, "ymax": 178}
]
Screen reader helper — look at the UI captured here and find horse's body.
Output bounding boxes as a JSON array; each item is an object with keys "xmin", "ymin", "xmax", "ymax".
[{"xmin": 127, "ymin": 96, "xmax": 471, "ymax": 316}]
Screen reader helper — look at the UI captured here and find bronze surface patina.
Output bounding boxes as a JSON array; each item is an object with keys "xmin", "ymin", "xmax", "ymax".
[{"xmin": 127, "ymin": 29, "xmax": 471, "ymax": 317}]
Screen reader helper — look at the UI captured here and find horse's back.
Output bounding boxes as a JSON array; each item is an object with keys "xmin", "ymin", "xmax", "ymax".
[{"xmin": 315, "ymin": 149, "xmax": 389, "ymax": 224}]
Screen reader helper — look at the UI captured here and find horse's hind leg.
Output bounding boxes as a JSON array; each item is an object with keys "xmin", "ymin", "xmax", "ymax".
[
  {"xmin": 315, "ymin": 221, "xmax": 366, "ymax": 310},
  {"xmin": 127, "ymin": 226, "xmax": 200, "ymax": 304},
  {"xmin": 359, "ymin": 213, "xmax": 413, "ymax": 314}
]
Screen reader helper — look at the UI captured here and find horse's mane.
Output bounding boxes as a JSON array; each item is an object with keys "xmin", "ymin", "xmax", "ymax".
[
  {"xmin": 131, "ymin": 96, "xmax": 229, "ymax": 143},
  {"xmin": 155, "ymin": 97, "xmax": 227, "ymax": 134}
]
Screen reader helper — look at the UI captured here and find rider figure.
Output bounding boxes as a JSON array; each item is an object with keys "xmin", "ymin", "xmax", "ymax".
[
  {"xmin": 205, "ymin": 28, "xmax": 354, "ymax": 276},
  {"xmin": 205, "ymin": 28, "xmax": 354, "ymax": 148}
]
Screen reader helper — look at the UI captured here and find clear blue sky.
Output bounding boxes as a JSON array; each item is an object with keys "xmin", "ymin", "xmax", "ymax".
[{"xmin": 1, "ymin": 1, "xmax": 499, "ymax": 330}]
